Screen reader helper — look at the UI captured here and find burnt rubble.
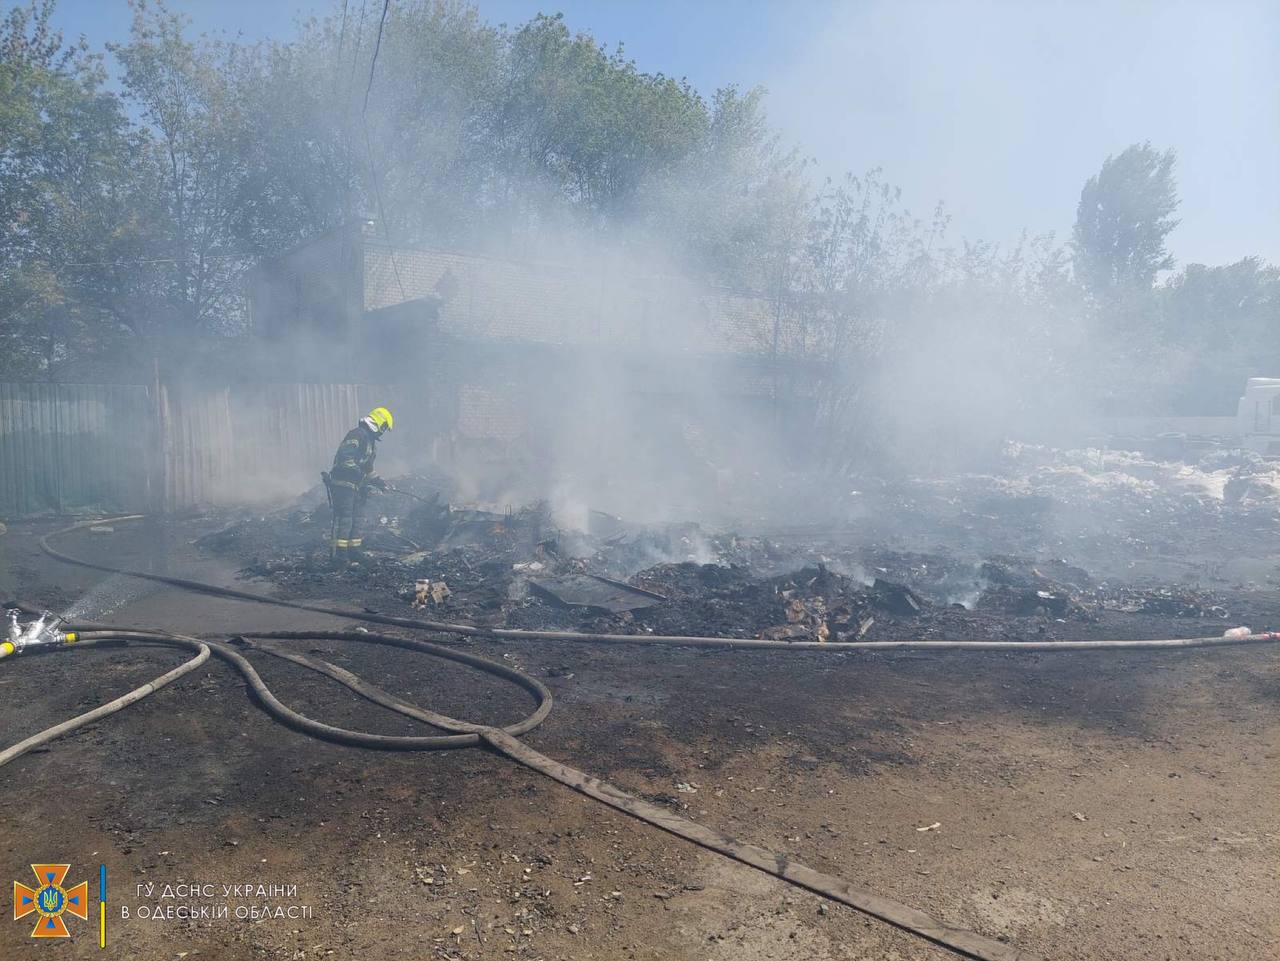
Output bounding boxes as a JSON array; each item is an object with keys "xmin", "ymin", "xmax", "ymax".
[{"xmin": 192, "ymin": 451, "xmax": 1276, "ymax": 643}]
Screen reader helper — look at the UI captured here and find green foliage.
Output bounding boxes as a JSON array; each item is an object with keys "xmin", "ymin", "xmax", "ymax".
[
  {"xmin": 0, "ymin": 0, "xmax": 143, "ymax": 377},
  {"xmin": 650, "ymin": 85, "xmax": 810, "ymax": 289},
  {"xmin": 1072, "ymin": 142, "xmax": 1180, "ymax": 296},
  {"xmin": 0, "ymin": 0, "xmax": 1273, "ymax": 439},
  {"xmin": 499, "ymin": 14, "xmax": 707, "ymax": 217},
  {"xmin": 1158, "ymin": 258, "xmax": 1280, "ymax": 412},
  {"xmin": 111, "ymin": 0, "xmax": 261, "ymax": 338}
]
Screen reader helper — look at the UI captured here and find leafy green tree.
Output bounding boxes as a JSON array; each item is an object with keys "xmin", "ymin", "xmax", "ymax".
[
  {"xmin": 209, "ymin": 30, "xmax": 355, "ymax": 256},
  {"xmin": 640, "ymin": 82, "xmax": 814, "ymax": 302},
  {"xmin": 112, "ymin": 0, "xmax": 256, "ymax": 341},
  {"xmin": 1072, "ymin": 142, "xmax": 1180, "ymax": 297},
  {"xmin": 334, "ymin": 0, "xmax": 502, "ymax": 247},
  {"xmin": 3, "ymin": 0, "xmax": 1273, "ymax": 438},
  {"xmin": 1158, "ymin": 257, "xmax": 1280, "ymax": 411},
  {"xmin": 495, "ymin": 14, "xmax": 707, "ymax": 224},
  {"xmin": 0, "ymin": 0, "xmax": 143, "ymax": 378}
]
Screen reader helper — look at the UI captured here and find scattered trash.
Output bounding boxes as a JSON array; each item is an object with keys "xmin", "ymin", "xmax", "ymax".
[
  {"xmin": 761, "ymin": 596, "xmax": 829, "ymax": 641},
  {"xmin": 413, "ymin": 579, "xmax": 451, "ymax": 609},
  {"xmin": 1223, "ymin": 626, "xmax": 1252, "ymax": 639},
  {"xmin": 197, "ymin": 456, "xmax": 1277, "ymax": 645},
  {"xmin": 916, "ymin": 822, "xmax": 941, "ymax": 832},
  {"xmin": 1072, "ymin": 812, "xmax": 1088, "ymax": 821}
]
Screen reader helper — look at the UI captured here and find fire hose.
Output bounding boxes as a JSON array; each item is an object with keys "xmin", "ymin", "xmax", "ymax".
[
  {"xmin": 0, "ymin": 620, "xmax": 1027, "ymax": 961},
  {"xmin": 0, "ymin": 631, "xmax": 210, "ymax": 768},
  {"xmin": 5, "ymin": 515, "xmax": 1280, "ymax": 960},
  {"xmin": 33, "ymin": 516, "xmax": 1280, "ymax": 652}
]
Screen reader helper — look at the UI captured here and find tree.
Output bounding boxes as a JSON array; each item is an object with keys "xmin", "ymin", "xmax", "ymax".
[
  {"xmin": 112, "ymin": 0, "xmax": 256, "ymax": 342},
  {"xmin": 497, "ymin": 15, "xmax": 707, "ymax": 221},
  {"xmin": 1072, "ymin": 142, "xmax": 1179, "ymax": 297},
  {"xmin": 338, "ymin": 0, "xmax": 502, "ymax": 248},
  {"xmin": 0, "ymin": 0, "xmax": 143, "ymax": 378},
  {"xmin": 3, "ymin": 0, "xmax": 1271, "ymax": 444},
  {"xmin": 1157, "ymin": 257, "xmax": 1280, "ymax": 411}
]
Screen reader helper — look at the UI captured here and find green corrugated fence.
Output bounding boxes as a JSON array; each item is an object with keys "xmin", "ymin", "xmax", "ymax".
[
  {"xmin": 0, "ymin": 382, "xmax": 427, "ymax": 518},
  {"xmin": 0, "ymin": 383, "xmax": 154, "ymax": 516}
]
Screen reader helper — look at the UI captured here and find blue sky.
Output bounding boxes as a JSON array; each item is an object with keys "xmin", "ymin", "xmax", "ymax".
[{"xmin": 44, "ymin": 0, "xmax": 1280, "ymax": 267}]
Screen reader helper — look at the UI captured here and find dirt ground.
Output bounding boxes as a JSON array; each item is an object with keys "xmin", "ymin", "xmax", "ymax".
[{"xmin": 1, "ymin": 519, "xmax": 1279, "ymax": 961}]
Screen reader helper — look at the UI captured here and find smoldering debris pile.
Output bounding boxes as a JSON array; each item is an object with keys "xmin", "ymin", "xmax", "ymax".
[
  {"xmin": 192, "ymin": 467, "xmax": 1269, "ymax": 643},
  {"xmin": 846, "ymin": 443, "xmax": 1280, "ymax": 581}
]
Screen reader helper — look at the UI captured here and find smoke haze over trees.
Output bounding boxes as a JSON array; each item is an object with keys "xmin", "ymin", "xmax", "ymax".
[{"xmin": 1, "ymin": 0, "xmax": 1276, "ymax": 438}]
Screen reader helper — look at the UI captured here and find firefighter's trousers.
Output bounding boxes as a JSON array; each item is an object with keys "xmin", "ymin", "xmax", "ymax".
[{"xmin": 330, "ymin": 482, "xmax": 369, "ymax": 560}]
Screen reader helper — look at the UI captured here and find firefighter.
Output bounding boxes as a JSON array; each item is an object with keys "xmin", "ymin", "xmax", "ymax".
[{"xmin": 326, "ymin": 406, "xmax": 394, "ymax": 565}]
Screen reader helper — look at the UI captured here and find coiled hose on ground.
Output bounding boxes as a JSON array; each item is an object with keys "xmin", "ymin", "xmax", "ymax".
[{"xmin": 6, "ymin": 514, "xmax": 1280, "ymax": 961}]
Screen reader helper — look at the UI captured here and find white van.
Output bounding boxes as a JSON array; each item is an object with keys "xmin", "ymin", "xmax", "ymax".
[{"xmin": 1236, "ymin": 378, "xmax": 1280, "ymax": 454}]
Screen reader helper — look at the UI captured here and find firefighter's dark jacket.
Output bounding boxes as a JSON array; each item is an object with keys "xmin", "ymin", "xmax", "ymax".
[{"xmin": 330, "ymin": 424, "xmax": 380, "ymax": 490}]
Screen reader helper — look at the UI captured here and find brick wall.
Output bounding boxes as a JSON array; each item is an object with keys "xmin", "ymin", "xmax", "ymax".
[{"xmin": 455, "ymin": 384, "xmax": 526, "ymax": 440}]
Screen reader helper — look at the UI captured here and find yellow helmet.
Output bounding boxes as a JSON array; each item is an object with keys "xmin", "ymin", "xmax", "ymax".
[{"xmin": 365, "ymin": 406, "xmax": 394, "ymax": 435}]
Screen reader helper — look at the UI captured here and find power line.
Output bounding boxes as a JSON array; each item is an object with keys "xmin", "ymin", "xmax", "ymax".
[
  {"xmin": 332, "ymin": 0, "xmax": 350, "ymax": 96},
  {"xmin": 337, "ymin": 0, "xmax": 350, "ymax": 50},
  {"xmin": 364, "ymin": 0, "xmax": 391, "ymax": 115},
  {"xmin": 346, "ymin": 0, "xmax": 368, "ymax": 97}
]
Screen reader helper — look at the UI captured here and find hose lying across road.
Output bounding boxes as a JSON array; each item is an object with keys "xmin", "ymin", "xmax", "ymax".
[{"xmin": 6, "ymin": 516, "xmax": 1280, "ymax": 961}]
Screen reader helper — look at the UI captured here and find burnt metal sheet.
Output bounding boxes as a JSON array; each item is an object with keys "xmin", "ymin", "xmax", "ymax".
[{"xmin": 529, "ymin": 573, "xmax": 666, "ymax": 613}]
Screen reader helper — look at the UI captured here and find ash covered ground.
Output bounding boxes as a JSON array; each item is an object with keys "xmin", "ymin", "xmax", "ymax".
[
  {"xmin": 196, "ymin": 443, "xmax": 1280, "ymax": 643},
  {"xmin": 4, "ymin": 443, "xmax": 1280, "ymax": 961}
]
